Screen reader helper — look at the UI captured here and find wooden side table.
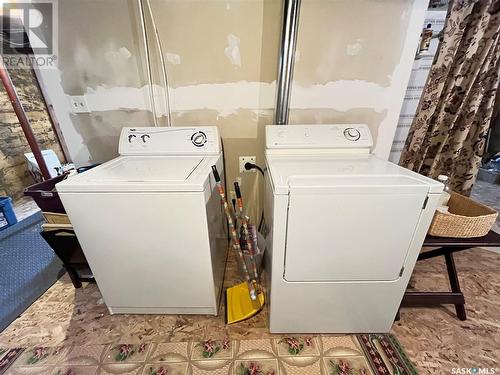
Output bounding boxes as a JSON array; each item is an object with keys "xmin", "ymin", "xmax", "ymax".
[
  {"xmin": 40, "ymin": 229, "xmax": 95, "ymax": 288},
  {"xmin": 400, "ymin": 230, "xmax": 500, "ymax": 320}
]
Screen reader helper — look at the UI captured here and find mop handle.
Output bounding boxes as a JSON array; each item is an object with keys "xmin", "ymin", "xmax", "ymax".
[
  {"xmin": 234, "ymin": 182, "xmax": 260, "ymax": 283},
  {"xmin": 211, "ymin": 166, "xmax": 257, "ymax": 300}
]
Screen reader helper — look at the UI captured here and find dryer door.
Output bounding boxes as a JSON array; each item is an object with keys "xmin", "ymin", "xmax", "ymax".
[{"xmin": 284, "ymin": 175, "xmax": 429, "ymax": 282}]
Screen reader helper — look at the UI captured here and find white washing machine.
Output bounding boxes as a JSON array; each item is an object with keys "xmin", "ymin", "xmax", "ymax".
[
  {"xmin": 264, "ymin": 124, "xmax": 443, "ymax": 333},
  {"xmin": 56, "ymin": 127, "xmax": 227, "ymax": 315}
]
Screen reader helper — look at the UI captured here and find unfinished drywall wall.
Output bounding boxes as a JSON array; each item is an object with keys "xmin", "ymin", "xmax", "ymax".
[
  {"xmin": 30, "ymin": 0, "xmax": 427, "ymax": 221},
  {"xmin": 33, "ymin": 0, "xmax": 281, "ymax": 222},
  {"xmin": 35, "ymin": 0, "xmax": 156, "ymax": 166},
  {"xmin": 149, "ymin": 0, "xmax": 426, "ymax": 219},
  {"xmin": 149, "ymin": 0, "xmax": 282, "ymax": 222},
  {"xmin": 289, "ymin": 0, "xmax": 428, "ymax": 159},
  {"xmin": 0, "ymin": 67, "xmax": 64, "ymax": 198}
]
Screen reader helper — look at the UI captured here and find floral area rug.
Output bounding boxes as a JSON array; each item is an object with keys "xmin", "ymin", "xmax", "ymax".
[{"xmin": 0, "ymin": 334, "xmax": 417, "ymax": 375}]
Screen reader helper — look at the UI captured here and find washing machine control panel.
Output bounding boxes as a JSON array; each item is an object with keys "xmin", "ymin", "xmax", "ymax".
[
  {"xmin": 118, "ymin": 127, "xmax": 221, "ymax": 155},
  {"xmin": 266, "ymin": 124, "xmax": 373, "ymax": 150}
]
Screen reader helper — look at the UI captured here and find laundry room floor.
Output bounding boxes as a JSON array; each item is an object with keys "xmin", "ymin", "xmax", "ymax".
[{"xmin": 0, "ymin": 243, "xmax": 499, "ymax": 374}]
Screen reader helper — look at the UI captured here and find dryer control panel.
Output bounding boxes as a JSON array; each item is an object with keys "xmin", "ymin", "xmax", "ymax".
[
  {"xmin": 118, "ymin": 127, "xmax": 221, "ymax": 155},
  {"xmin": 266, "ymin": 124, "xmax": 373, "ymax": 150}
]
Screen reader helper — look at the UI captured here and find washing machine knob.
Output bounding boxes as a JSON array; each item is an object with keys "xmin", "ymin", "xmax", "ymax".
[
  {"xmin": 191, "ymin": 131, "xmax": 207, "ymax": 147},
  {"xmin": 343, "ymin": 128, "xmax": 361, "ymax": 141}
]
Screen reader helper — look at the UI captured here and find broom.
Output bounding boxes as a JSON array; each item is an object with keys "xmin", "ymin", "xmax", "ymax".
[{"xmin": 211, "ymin": 166, "xmax": 257, "ymax": 300}]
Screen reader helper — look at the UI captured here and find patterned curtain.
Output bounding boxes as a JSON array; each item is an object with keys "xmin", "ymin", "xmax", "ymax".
[{"xmin": 400, "ymin": 0, "xmax": 500, "ymax": 195}]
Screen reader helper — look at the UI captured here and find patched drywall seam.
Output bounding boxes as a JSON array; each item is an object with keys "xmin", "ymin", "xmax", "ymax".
[
  {"xmin": 166, "ymin": 53, "xmax": 181, "ymax": 65},
  {"xmin": 78, "ymin": 79, "xmax": 400, "ymax": 113},
  {"xmin": 65, "ymin": 78, "xmax": 407, "ymax": 142},
  {"xmin": 104, "ymin": 47, "xmax": 133, "ymax": 64},
  {"xmin": 290, "ymin": 80, "xmax": 393, "ymax": 112},
  {"xmin": 346, "ymin": 39, "xmax": 363, "ymax": 56},
  {"xmin": 224, "ymin": 34, "xmax": 242, "ymax": 67}
]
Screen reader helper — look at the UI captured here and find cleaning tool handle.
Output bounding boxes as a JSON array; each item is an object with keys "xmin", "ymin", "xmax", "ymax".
[
  {"xmin": 211, "ymin": 165, "xmax": 221, "ymax": 182},
  {"xmin": 234, "ymin": 182, "xmax": 244, "ymax": 212},
  {"xmin": 234, "ymin": 182, "xmax": 242, "ymax": 199},
  {"xmin": 233, "ymin": 182, "xmax": 259, "ymax": 284},
  {"xmin": 211, "ymin": 165, "xmax": 257, "ymax": 301}
]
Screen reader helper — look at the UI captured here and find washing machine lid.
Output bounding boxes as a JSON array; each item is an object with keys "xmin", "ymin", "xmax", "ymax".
[
  {"xmin": 265, "ymin": 154, "xmax": 443, "ymax": 195},
  {"xmin": 56, "ymin": 155, "xmax": 220, "ymax": 193}
]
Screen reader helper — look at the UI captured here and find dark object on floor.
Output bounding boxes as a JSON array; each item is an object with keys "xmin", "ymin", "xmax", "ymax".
[
  {"xmin": 40, "ymin": 229, "xmax": 94, "ymax": 288},
  {"xmin": 478, "ymin": 153, "xmax": 500, "ymax": 184},
  {"xmin": 0, "ymin": 197, "xmax": 17, "ymax": 230},
  {"xmin": 0, "ymin": 212, "xmax": 63, "ymax": 332},
  {"xmin": 401, "ymin": 230, "xmax": 500, "ymax": 320},
  {"xmin": 477, "ymin": 168, "xmax": 500, "ymax": 184},
  {"xmin": 24, "ymin": 174, "xmax": 68, "ymax": 213}
]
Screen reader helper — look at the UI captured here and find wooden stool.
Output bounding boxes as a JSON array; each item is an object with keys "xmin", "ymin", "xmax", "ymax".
[{"xmin": 400, "ymin": 230, "xmax": 500, "ymax": 320}]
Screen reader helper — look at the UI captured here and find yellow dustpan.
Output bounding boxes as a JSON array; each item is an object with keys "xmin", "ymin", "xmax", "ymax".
[
  {"xmin": 211, "ymin": 166, "xmax": 265, "ymax": 324},
  {"xmin": 226, "ymin": 282, "xmax": 265, "ymax": 324},
  {"xmin": 226, "ymin": 181, "xmax": 264, "ymax": 324}
]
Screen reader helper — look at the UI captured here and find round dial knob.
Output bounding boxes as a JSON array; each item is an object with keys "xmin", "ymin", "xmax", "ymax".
[
  {"xmin": 191, "ymin": 131, "xmax": 207, "ymax": 147},
  {"xmin": 343, "ymin": 128, "xmax": 361, "ymax": 141}
]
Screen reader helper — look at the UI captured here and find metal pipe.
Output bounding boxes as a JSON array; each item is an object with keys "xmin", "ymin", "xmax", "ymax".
[
  {"xmin": 138, "ymin": 0, "xmax": 158, "ymax": 126},
  {"xmin": 275, "ymin": 0, "xmax": 301, "ymax": 125},
  {"xmin": 0, "ymin": 60, "xmax": 52, "ymax": 180},
  {"xmin": 145, "ymin": 0, "xmax": 172, "ymax": 126}
]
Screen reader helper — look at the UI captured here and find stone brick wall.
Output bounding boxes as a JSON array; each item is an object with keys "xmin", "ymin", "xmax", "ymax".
[{"xmin": 0, "ymin": 67, "xmax": 64, "ymax": 199}]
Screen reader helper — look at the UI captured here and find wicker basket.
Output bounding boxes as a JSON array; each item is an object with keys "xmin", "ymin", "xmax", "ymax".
[{"xmin": 429, "ymin": 192, "xmax": 498, "ymax": 238}]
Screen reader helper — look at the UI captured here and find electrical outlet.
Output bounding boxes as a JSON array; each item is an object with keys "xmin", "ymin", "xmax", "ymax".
[
  {"xmin": 69, "ymin": 96, "xmax": 90, "ymax": 114},
  {"xmin": 239, "ymin": 156, "xmax": 256, "ymax": 173}
]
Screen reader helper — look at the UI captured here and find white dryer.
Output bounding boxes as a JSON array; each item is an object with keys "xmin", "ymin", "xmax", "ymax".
[
  {"xmin": 56, "ymin": 127, "xmax": 227, "ymax": 315},
  {"xmin": 264, "ymin": 124, "xmax": 443, "ymax": 333}
]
